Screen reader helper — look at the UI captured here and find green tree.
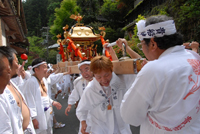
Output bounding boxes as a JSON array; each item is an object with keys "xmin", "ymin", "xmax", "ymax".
[
  {"xmin": 76, "ymin": 0, "xmax": 100, "ymax": 24},
  {"xmin": 47, "ymin": 49, "xmax": 58, "ymax": 64},
  {"xmin": 147, "ymin": 0, "xmax": 200, "ymax": 42},
  {"xmin": 24, "ymin": 36, "xmax": 58, "ymax": 67},
  {"xmin": 100, "ymin": 0, "xmax": 124, "ymax": 29},
  {"xmin": 50, "ymin": 0, "xmax": 81, "ymax": 39},
  {"xmin": 47, "ymin": 2, "xmax": 62, "ymax": 26},
  {"xmin": 113, "ymin": 15, "xmax": 145, "ymax": 58},
  {"xmin": 176, "ymin": 0, "xmax": 200, "ymax": 42},
  {"xmin": 22, "ymin": 36, "xmax": 44, "ymax": 68},
  {"xmin": 23, "ymin": 0, "xmax": 49, "ymax": 36}
]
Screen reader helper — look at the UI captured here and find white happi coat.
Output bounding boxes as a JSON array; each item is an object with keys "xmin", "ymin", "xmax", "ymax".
[
  {"xmin": 0, "ymin": 81, "xmax": 35, "ymax": 134},
  {"xmin": 76, "ymin": 72, "xmax": 133, "ymax": 134},
  {"xmin": 46, "ymin": 73, "xmax": 64, "ymax": 98},
  {"xmin": 56, "ymin": 74, "xmax": 71, "ymax": 94},
  {"xmin": 11, "ymin": 71, "xmax": 31, "ymax": 94},
  {"xmin": 68, "ymin": 76, "xmax": 90, "ymax": 134},
  {"xmin": 68, "ymin": 76, "xmax": 88, "ymax": 105},
  {"xmin": 121, "ymin": 46, "xmax": 200, "ymax": 134},
  {"xmin": 23, "ymin": 76, "xmax": 53, "ymax": 133},
  {"xmin": 63, "ymin": 74, "xmax": 71, "ymax": 93},
  {"xmin": 11, "ymin": 76, "xmax": 25, "ymax": 93}
]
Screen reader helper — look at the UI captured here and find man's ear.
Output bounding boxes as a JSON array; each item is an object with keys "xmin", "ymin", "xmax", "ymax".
[
  {"xmin": 150, "ymin": 38, "xmax": 158, "ymax": 51},
  {"xmin": 34, "ymin": 67, "xmax": 39, "ymax": 72}
]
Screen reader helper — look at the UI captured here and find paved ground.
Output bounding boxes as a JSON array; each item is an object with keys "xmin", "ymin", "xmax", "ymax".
[{"xmin": 53, "ymin": 94, "xmax": 140, "ymax": 134}]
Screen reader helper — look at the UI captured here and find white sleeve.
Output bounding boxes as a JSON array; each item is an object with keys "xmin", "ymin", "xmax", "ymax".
[
  {"xmin": 11, "ymin": 76, "xmax": 23, "ymax": 87},
  {"xmin": 120, "ymin": 87, "xmax": 149, "ymax": 126},
  {"xmin": 117, "ymin": 74, "xmax": 137, "ymax": 90},
  {"xmin": 48, "ymin": 73, "xmax": 64, "ymax": 86},
  {"xmin": 68, "ymin": 86, "xmax": 79, "ymax": 105},
  {"xmin": 0, "ymin": 96, "xmax": 13, "ymax": 133},
  {"xmin": 11, "ymin": 77, "xmax": 25, "ymax": 94},
  {"xmin": 120, "ymin": 65, "xmax": 153, "ymax": 126},
  {"xmin": 23, "ymin": 80, "xmax": 37, "ymax": 118},
  {"xmin": 76, "ymin": 88, "xmax": 93, "ymax": 122},
  {"xmin": 25, "ymin": 71, "xmax": 31, "ymax": 80}
]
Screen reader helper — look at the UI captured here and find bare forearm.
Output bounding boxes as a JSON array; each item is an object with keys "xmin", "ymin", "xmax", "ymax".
[
  {"xmin": 109, "ymin": 49, "xmax": 118, "ymax": 61},
  {"xmin": 126, "ymin": 46, "xmax": 142, "ymax": 59}
]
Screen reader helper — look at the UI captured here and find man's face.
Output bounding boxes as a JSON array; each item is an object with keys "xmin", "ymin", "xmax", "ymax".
[
  {"xmin": 141, "ymin": 40, "xmax": 156, "ymax": 61},
  {"xmin": 20, "ymin": 68, "xmax": 26, "ymax": 79},
  {"xmin": 94, "ymin": 70, "xmax": 112, "ymax": 87},
  {"xmin": 36, "ymin": 63, "xmax": 48, "ymax": 78},
  {"xmin": 11, "ymin": 54, "xmax": 19, "ymax": 78},
  {"xmin": 0, "ymin": 57, "xmax": 11, "ymax": 94},
  {"xmin": 141, "ymin": 40, "xmax": 151, "ymax": 60},
  {"xmin": 79, "ymin": 64, "xmax": 93, "ymax": 81}
]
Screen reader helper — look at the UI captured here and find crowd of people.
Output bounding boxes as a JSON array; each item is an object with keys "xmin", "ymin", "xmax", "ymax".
[{"xmin": 0, "ymin": 14, "xmax": 200, "ymax": 134}]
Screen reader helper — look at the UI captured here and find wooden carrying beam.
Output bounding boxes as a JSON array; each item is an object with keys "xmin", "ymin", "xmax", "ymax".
[
  {"xmin": 112, "ymin": 59, "xmax": 143, "ymax": 74},
  {"xmin": 56, "ymin": 59, "xmax": 144, "ymax": 74},
  {"xmin": 56, "ymin": 61, "xmax": 80, "ymax": 73}
]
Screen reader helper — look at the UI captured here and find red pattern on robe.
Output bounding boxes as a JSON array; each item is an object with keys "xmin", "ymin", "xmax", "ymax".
[{"xmin": 184, "ymin": 59, "xmax": 200, "ymax": 100}]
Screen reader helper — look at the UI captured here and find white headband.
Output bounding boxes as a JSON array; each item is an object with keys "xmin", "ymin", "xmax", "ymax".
[
  {"xmin": 136, "ymin": 20, "xmax": 176, "ymax": 41},
  {"xmin": 30, "ymin": 61, "xmax": 47, "ymax": 74},
  {"xmin": 78, "ymin": 61, "xmax": 91, "ymax": 69},
  {"xmin": 47, "ymin": 63, "xmax": 54, "ymax": 72},
  {"xmin": 32, "ymin": 61, "xmax": 47, "ymax": 69}
]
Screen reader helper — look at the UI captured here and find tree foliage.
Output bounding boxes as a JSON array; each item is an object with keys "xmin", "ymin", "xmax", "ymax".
[
  {"xmin": 50, "ymin": 0, "xmax": 81, "ymax": 39},
  {"xmin": 47, "ymin": 2, "xmax": 61, "ymax": 26},
  {"xmin": 23, "ymin": 0, "xmax": 49, "ymax": 36},
  {"xmin": 146, "ymin": 0, "xmax": 200, "ymax": 42},
  {"xmin": 22, "ymin": 36, "xmax": 44, "ymax": 68},
  {"xmin": 22, "ymin": 0, "xmax": 200, "ymax": 61},
  {"xmin": 76, "ymin": 0, "xmax": 100, "ymax": 24},
  {"xmin": 100, "ymin": 0, "xmax": 124, "ymax": 29},
  {"xmin": 24, "ymin": 36, "xmax": 58, "ymax": 67},
  {"xmin": 175, "ymin": 0, "xmax": 200, "ymax": 42}
]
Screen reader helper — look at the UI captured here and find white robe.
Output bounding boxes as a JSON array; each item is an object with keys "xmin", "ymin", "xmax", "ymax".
[
  {"xmin": 23, "ymin": 76, "xmax": 53, "ymax": 133},
  {"xmin": 11, "ymin": 71, "xmax": 31, "ymax": 94},
  {"xmin": 76, "ymin": 72, "xmax": 133, "ymax": 134},
  {"xmin": 121, "ymin": 46, "xmax": 200, "ymax": 134},
  {"xmin": 68, "ymin": 76, "xmax": 88, "ymax": 105},
  {"xmin": 25, "ymin": 70, "xmax": 32, "ymax": 80},
  {"xmin": 46, "ymin": 73, "xmax": 64, "ymax": 98},
  {"xmin": 11, "ymin": 76, "xmax": 25, "ymax": 92},
  {"xmin": 0, "ymin": 81, "xmax": 35, "ymax": 134},
  {"xmin": 68, "ymin": 76, "xmax": 89, "ymax": 134},
  {"xmin": 56, "ymin": 75, "xmax": 71, "ymax": 95},
  {"xmin": 62, "ymin": 74, "xmax": 71, "ymax": 94}
]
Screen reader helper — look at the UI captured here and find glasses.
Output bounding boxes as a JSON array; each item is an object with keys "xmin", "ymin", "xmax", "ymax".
[
  {"xmin": 80, "ymin": 68, "xmax": 90, "ymax": 74},
  {"xmin": 137, "ymin": 43, "xmax": 143, "ymax": 50}
]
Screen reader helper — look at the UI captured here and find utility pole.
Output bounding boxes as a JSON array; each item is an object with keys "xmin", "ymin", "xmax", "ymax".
[{"xmin": 40, "ymin": 26, "xmax": 50, "ymax": 61}]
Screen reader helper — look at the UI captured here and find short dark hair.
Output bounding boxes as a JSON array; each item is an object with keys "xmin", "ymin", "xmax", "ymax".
[
  {"xmin": 32, "ymin": 58, "xmax": 46, "ymax": 72},
  {"xmin": 0, "ymin": 46, "xmax": 17, "ymax": 67},
  {"xmin": 144, "ymin": 15, "xmax": 183, "ymax": 50}
]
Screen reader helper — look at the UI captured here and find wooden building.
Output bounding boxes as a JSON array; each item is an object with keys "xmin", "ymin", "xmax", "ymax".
[{"xmin": 0, "ymin": 0, "xmax": 29, "ymax": 55}]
